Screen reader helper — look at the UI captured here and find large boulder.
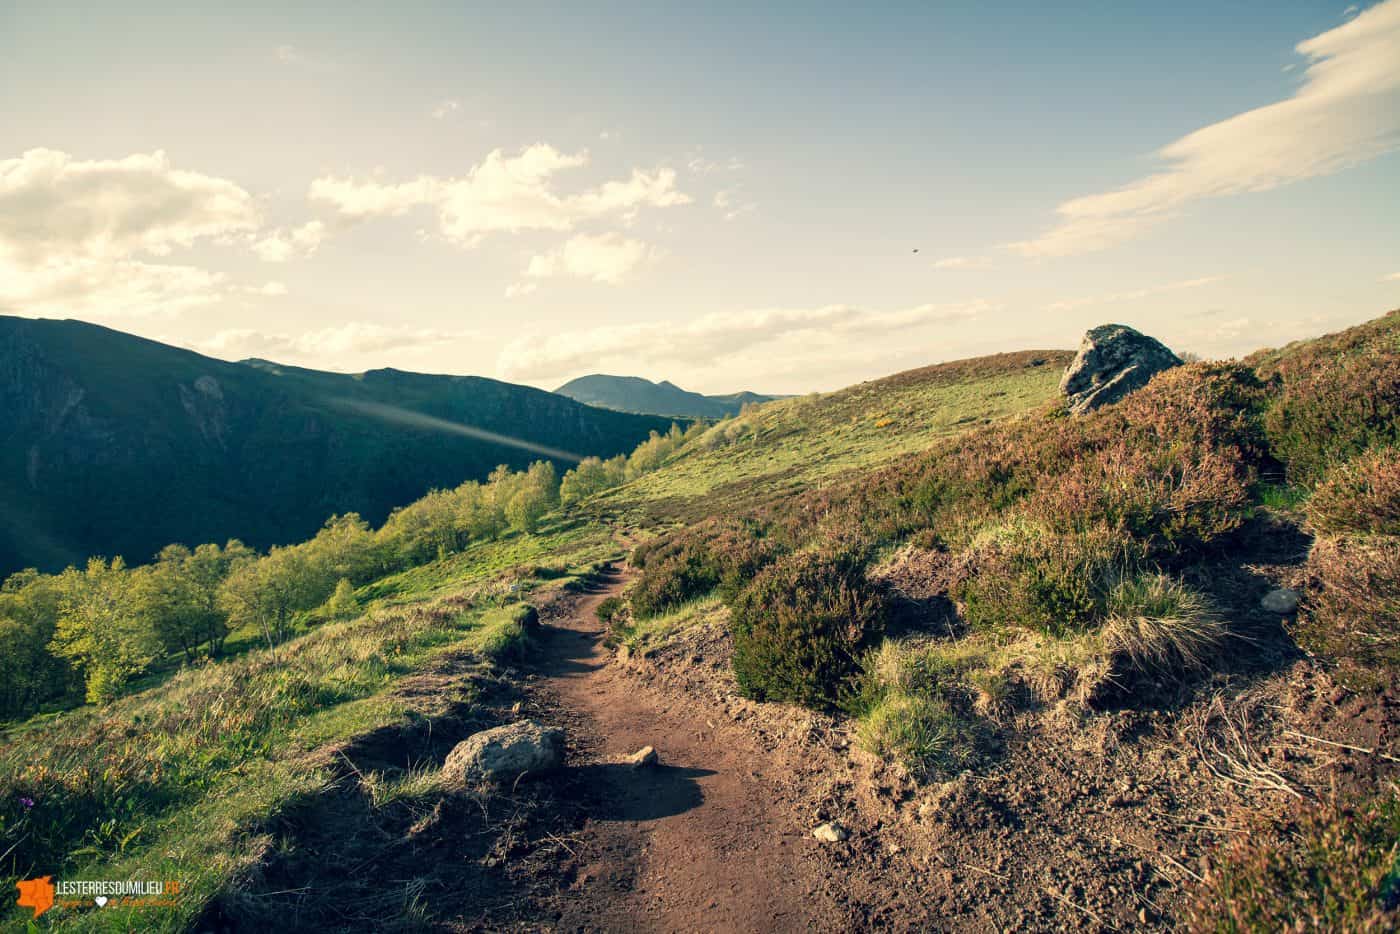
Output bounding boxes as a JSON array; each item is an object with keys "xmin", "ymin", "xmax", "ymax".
[
  {"xmin": 443, "ymin": 720, "xmax": 565, "ymax": 785},
  {"xmin": 1060, "ymin": 324, "xmax": 1181, "ymax": 415}
]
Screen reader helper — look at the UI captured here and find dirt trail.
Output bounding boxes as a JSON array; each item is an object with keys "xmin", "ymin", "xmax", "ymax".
[{"xmin": 528, "ymin": 569, "xmax": 849, "ymax": 933}]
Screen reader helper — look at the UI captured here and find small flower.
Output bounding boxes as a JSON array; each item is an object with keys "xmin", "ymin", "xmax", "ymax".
[{"xmin": 18, "ymin": 796, "xmax": 35, "ymax": 810}]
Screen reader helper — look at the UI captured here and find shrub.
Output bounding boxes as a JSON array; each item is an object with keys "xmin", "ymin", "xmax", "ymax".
[
  {"xmin": 855, "ymin": 691, "xmax": 971, "ymax": 779},
  {"xmin": 1262, "ymin": 340, "xmax": 1400, "ymax": 486},
  {"xmin": 595, "ymin": 596, "xmax": 623, "ymax": 624},
  {"xmin": 1186, "ymin": 793, "xmax": 1400, "ymax": 931},
  {"xmin": 472, "ymin": 604, "xmax": 537, "ymax": 662},
  {"xmin": 729, "ymin": 549, "xmax": 888, "ymax": 709},
  {"xmin": 954, "ymin": 523, "xmax": 1131, "ymax": 636},
  {"xmin": 629, "ymin": 519, "xmax": 782, "ymax": 618},
  {"xmin": 1101, "ymin": 573, "xmax": 1226, "ymax": 674},
  {"xmin": 1294, "ymin": 536, "xmax": 1400, "ymax": 679},
  {"xmin": 1307, "ymin": 447, "xmax": 1400, "ymax": 536}
]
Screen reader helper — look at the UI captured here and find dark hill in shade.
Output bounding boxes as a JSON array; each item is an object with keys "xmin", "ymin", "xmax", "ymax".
[{"xmin": 554, "ymin": 374, "xmax": 782, "ymax": 419}]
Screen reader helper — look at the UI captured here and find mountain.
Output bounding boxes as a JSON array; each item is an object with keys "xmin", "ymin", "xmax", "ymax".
[
  {"xmin": 0, "ymin": 316, "xmax": 672, "ymax": 576},
  {"xmin": 553, "ymin": 374, "xmax": 782, "ymax": 418}
]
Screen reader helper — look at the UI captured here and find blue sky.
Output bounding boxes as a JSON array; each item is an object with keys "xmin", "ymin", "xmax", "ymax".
[{"xmin": 1, "ymin": 1, "xmax": 1397, "ymax": 392}]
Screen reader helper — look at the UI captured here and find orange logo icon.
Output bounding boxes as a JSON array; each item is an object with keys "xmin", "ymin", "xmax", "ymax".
[{"xmin": 16, "ymin": 875, "xmax": 55, "ymax": 918}]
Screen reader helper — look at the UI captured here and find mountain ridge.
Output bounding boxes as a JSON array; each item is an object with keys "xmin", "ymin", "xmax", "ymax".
[
  {"xmin": 554, "ymin": 373, "xmax": 782, "ymax": 418},
  {"xmin": 0, "ymin": 315, "xmax": 671, "ymax": 575}
]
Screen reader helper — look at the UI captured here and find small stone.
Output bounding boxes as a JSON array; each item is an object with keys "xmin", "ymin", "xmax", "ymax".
[
  {"xmin": 510, "ymin": 701, "xmax": 524, "ymax": 715},
  {"xmin": 1138, "ymin": 908, "xmax": 1149, "ymax": 924},
  {"xmin": 1261, "ymin": 588, "xmax": 1300, "ymax": 614},
  {"xmin": 626, "ymin": 745, "xmax": 658, "ymax": 768},
  {"xmin": 812, "ymin": 821, "xmax": 849, "ymax": 843}
]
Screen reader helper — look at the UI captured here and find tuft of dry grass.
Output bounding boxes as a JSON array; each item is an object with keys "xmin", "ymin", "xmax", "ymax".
[{"xmin": 1102, "ymin": 573, "xmax": 1228, "ymax": 675}]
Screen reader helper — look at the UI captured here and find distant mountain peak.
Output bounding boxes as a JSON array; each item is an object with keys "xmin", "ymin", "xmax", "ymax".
[{"xmin": 554, "ymin": 374, "xmax": 782, "ymax": 419}]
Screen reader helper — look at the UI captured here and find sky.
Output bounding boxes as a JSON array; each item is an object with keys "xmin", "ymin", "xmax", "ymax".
[{"xmin": 1, "ymin": 1, "xmax": 1398, "ymax": 395}]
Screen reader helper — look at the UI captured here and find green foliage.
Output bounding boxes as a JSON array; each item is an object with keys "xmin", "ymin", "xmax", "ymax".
[
  {"xmin": 559, "ymin": 454, "xmax": 627, "ymax": 506},
  {"xmin": 595, "ymin": 596, "xmax": 623, "ymax": 623},
  {"xmin": 470, "ymin": 603, "xmax": 538, "ymax": 662},
  {"xmin": 0, "ymin": 569, "xmax": 74, "ymax": 719},
  {"xmin": 630, "ymin": 519, "xmax": 783, "ymax": 618},
  {"xmin": 729, "ymin": 549, "xmax": 887, "ymax": 710},
  {"xmin": 323, "ymin": 578, "xmax": 361, "ymax": 621},
  {"xmin": 1187, "ymin": 793, "xmax": 1400, "ymax": 931},
  {"xmin": 49, "ymin": 558, "xmax": 162, "ymax": 704}
]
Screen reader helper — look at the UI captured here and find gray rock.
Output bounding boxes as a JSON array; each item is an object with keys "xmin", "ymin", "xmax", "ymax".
[
  {"xmin": 626, "ymin": 745, "xmax": 658, "ymax": 768},
  {"xmin": 812, "ymin": 821, "xmax": 849, "ymax": 843},
  {"xmin": 1060, "ymin": 324, "xmax": 1182, "ymax": 415},
  {"xmin": 1261, "ymin": 588, "xmax": 1300, "ymax": 614},
  {"xmin": 443, "ymin": 720, "xmax": 564, "ymax": 785}
]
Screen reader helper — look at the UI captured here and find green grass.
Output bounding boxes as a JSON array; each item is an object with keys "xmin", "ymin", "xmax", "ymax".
[
  {"xmin": 593, "ymin": 351, "xmax": 1069, "ymax": 520},
  {"xmin": 609, "ymin": 595, "xmax": 724, "ymax": 656},
  {"xmin": 0, "ymin": 548, "xmax": 597, "ymax": 931}
]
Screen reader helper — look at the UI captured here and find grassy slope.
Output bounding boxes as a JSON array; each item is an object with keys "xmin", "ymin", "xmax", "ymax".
[
  {"xmin": 0, "ymin": 520, "xmax": 619, "ymax": 932},
  {"xmin": 595, "ymin": 349, "xmax": 1071, "ymax": 524}
]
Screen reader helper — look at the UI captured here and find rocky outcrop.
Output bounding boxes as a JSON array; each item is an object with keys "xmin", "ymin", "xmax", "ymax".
[
  {"xmin": 1060, "ymin": 324, "xmax": 1181, "ymax": 415},
  {"xmin": 443, "ymin": 720, "xmax": 565, "ymax": 785}
]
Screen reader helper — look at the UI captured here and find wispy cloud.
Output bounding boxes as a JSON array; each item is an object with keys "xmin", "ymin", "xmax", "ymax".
[
  {"xmin": 431, "ymin": 99, "xmax": 461, "ymax": 120},
  {"xmin": 191, "ymin": 322, "xmax": 475, "ymax": 364},
  {"xmin": 524, "ymin": 232, "xmax": 657, "ymax": 285},
  {"xmin": 497, "ymin": 299, "xmax": 991, "ymax": 383},
  {"xmin": 933, "ymin": 255, "xmax": 992, "ymax": 270},
  {"xmin": 1010, "ymin": 0, "xmax": 1400, "ymax": 256},
  {"xmin": 309, "ymin": 144, "xmax": 690, "ymax": 247},
  {"xmin": 713, "ymin": 188, "xmax": 757, "ymax": 221},
  {"xmin": 251, "ymin": 220, "xmax": 326, "ymax": 262},
  {"xmin": 1045, "ymin": 275, "xmax": 1225, "ymax": 313}
]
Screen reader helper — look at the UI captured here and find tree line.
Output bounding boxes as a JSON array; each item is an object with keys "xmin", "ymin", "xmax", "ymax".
[{"xmin": 0, "ymin": 423, "xmax": 703, "ymax": 720}]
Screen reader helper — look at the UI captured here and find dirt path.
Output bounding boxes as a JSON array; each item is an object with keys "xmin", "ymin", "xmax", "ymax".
[{"xmin": 527, "ymin": 569, "xmax": 850, "ymax": 933}]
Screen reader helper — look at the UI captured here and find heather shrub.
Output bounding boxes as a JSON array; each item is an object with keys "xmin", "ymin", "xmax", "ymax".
[
  {"xmin": 729, "ymin": 549, "xmax": 888, "ymax": 709},
  {"xmin": 1294, "ymin": 536, "xmax": 1400, "ymax": 677},
  {"xmin": 1306, "ymin": 447, "xmax": 1400, "ymax": 536},
  {"xmin": 953, "ymin": 523, "xmax": 1132, "ymax": 636},
  {"xmin": 1186, "ymin": 793, "xmax": 1400, "ymax": 931},
  {"xmin": 630, "ymin": 519, "xmax": 782, "ymax": 618},
  {"xmin": 1262, "ymin": 342, "xmax": 1400, "ymax": 485}
]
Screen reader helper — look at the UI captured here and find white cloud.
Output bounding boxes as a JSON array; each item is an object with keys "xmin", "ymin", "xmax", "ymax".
[
  {"xmin": 0, "ymin": 257, "xmax": 227, "ymax": 318},
  {"xmin": 1045, "ymin": 275, "xmax": 1225, "ymax": 313},
  {"xmin": 686, "ymin": 153, "xmax": 745, "ymax": 175},
  {"xmin": 497, "ymin": 299, "xmax": 991, "ymax": 383},
  {"xmin": 933, "ymin": 255, "xmax": 992, "ymax": 270},
  {"xmin": 0, "ymin": 148, "xmax": 259, "ymax": 265},
  {"xmin": 192, "ymin": 322, "xmax": 475, "ymax": 364},
  {"xmin": 251, "ymin": 220, "xmax": 326, "ymax": 262},
  {"xmin": 504, "ymin": 281, "xmax": 538, "ymax": 299},
  {"xmin": 309, "ymin": 144, "xmax": 690, "ymax": 246},
  {"xmin": 1011, "ymin": 0, "xmax": 1400, "ymax": 256},
  {"xmin": 524, "ymin": 233, "xmax": 656, "ymax": 284},
  {"xmin": 431, "ymin": 99, "xmax": 461, "ymax": 119},
  {"xmin": 248, "ymin": 281, "xmax": 288, "ymax": 296},
  {"xmin": 713, "ymin": 189, "xmax": 757, "ymax": 221},
  {"xmin": 0, "ymin": 148, "xmax": 263, "ymax": 317}
]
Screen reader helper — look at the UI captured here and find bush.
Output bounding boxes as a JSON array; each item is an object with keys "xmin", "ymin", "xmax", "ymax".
[
  {"xmin": 629, "ymin": 519, "xmax": 782, "ymax": 618},
  {"xmin": 729, "ymin": 549, "xmax": 887, "ymax": 709},
  {"xmin": 954, "ymin": 523, "xmax": 1131, "ymax": 636},
  {"xmin": 1307, "ymin": 447, "xmax": 1400, "ymax": 536},
  {"xmin": 1259, "ymin": 320, "xmax": 1400, "ymax": 485},
  {"xmin": 1186, "ymin": 793, "xmax": 1400, "ymax": 931},
  {"xmin": 1294, "ymin": 536, "xmax": 1400, "ymax": 679},
  {"xmin": 595, "ymin": 596, "xmax": 623, "ymax": 624},
  {"xmin": 1101, "ymin": 573, "xmax": 1226, "ymax": 674}
]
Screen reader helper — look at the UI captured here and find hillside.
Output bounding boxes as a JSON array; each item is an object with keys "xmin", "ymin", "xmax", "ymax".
[
  {"xmin": 0, "ymin": 316, "xmax": 671, "ymax": 575},
  {"xmin": 2, "ymin": 311, "xmax": 1397, "ymax": 932},
  {"xmin": 554, "ymin": 373, "xmax": 781, "ymax": 418}
]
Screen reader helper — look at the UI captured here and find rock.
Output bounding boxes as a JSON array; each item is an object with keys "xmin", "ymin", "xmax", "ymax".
[
  {"xmin": 812, "ymin": 821, "xmax": 849, "ymax": 843},
  {"xmin": 626, "ymin": 745, "xmax": 658, "ymax": 768},
  {"xmin": 443, "ymin": 720, "xmax": 564, "ymax": 785},
  {"xmin": 1060, "ymin": 324, "xmax": 1182, "ymax": 415},
  {"xmin": 510, "ymin": 700, "xmax": 524, "ymax": 715},
  {"xmin": 1261, "ymin": 588, "xmax": 1300, "ymax": 614}
]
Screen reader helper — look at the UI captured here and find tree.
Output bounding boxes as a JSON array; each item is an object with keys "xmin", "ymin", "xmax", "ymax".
[
  {"xmin": 323, "ymin": 578, "xmax": 360, "ymax": 620},
  {"xmin": 0, "ymin": 569, "xmax": 73, "ymax": 718},
  {"xmin": 218, "ymin": 546, "xmax": 321, "ymax": 649},
  {"xmin": 49, "ymin": 558, "xmax": 161, "ymax": 704}
]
